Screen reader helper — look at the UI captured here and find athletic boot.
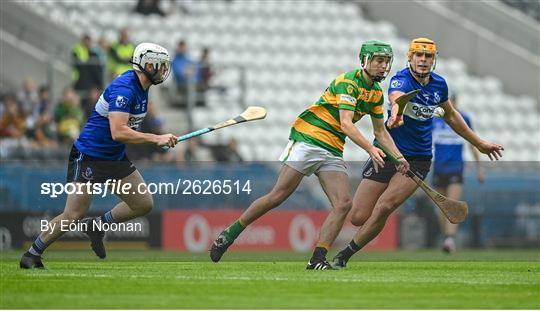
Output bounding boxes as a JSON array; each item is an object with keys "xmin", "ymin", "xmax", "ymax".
[
  {"xmin": 20, "ymin": 252, "xmax": 45, "ymax": 269},
  {"xmin": 82, "ymin": 217, "xmax": 106, "ymax": 259},
  {"xmin": 210, "ymin": 232, "xmax": 233, "ymax": 262},
  {"xmin": 331, "ymin": 251, "xmax": 349, "ymax": 269},
  {"xmin": 442, "ymin": 237, "xmax": 456, "ymax": 254},
  {"xmin": 306, "ymin": 258, "xmax": 333, "ymax": 270}
]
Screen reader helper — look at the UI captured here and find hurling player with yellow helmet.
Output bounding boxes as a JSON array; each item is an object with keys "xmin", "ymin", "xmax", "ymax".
[{"xmin": 332, "ymin": 38, "xmax": 504, "ymax": 269}]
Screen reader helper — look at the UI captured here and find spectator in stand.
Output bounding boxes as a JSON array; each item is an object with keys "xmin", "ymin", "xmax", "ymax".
[
  {"xmin": 27, "ymin": 85, "xmax": 56, "ymax": 146},
  {"xmin": 171, "ymin": 40, "xmax": 198, "ymax": 107},
  {"xmin": 109, "ymin": 28, "xmax": 135, "ymax": 78},
  {"xmin": 96, "ymin": 36, "xmax": 112, "ymax": 83},
  {"xmin": 54, "ymin": 87, "xmax": 84, "ymax": 144},
  {"xmin": 72, "ymin": 34, "xmax": 103, "ymax": 95},
  {"xmin": 195, "ymin": 47, "xmax": 213, "ymax": 107},
  {"xmin": 175, "ymin": 136, "xmax": 213, "ymax": 163},
  {"xmin": 0, "ymin": 94, "xmax": 25, "ymax": 139},
  {"xmin": 81, "ymin": 86, "xmax": 101, "ymax": 120},
  {"xmin": 134, "ymin": 0, "xmax": 166, "ymax": 16},
  {"xmin": 198, "ymin": 47, "xmax": 212, "ymax": 92},
  {"xmin": 17, "ymin": 78, "xmax": 39, "ymax": 117},
  {"xmin": 214, "ymin": 138, "xmax": 244, "ymax": 163}
]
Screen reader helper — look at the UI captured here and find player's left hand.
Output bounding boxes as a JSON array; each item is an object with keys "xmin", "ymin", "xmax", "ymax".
[
  {"xmin": 477, "ymin": 140, "xmax": 504, "ymax": 160},
  {"xmin": 387, "ymin": 114, "xmax": 404, "ymax": 129}
]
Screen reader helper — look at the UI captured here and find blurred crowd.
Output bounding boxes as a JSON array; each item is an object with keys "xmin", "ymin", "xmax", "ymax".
[{"xmin": 0, "ymin": 26, "xmax": 238, "ymax": 163}]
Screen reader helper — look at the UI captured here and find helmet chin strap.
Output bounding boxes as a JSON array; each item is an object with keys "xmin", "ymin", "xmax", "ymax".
[
  {"xmin": 408, "ymin": 62, "xmax": 431, "ymax": 79},
  {"xmin": 363, "ymin": 69, "xmax": 384, "ymax": 83},
  {"xmin": 132, "ymin": 61, "xmax": 163, "ymax": 85}
]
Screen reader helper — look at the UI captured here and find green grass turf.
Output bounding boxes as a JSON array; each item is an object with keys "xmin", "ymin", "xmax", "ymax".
[{"xmin": 1, "ymin": 249, "xmax": 539, "ymax": 309}]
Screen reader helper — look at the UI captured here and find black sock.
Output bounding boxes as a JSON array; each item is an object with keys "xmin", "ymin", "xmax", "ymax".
[
  {"xmin": 339, "ymin": 240, "xmax": 361, "ymax": 261},
  {"xmin": 311, "ymin": 246, "xmax": 328, "ymax": 261}
]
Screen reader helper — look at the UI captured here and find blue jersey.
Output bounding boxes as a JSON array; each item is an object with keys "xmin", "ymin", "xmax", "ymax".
[
  {"xmin": 75, "ymin": 70, "xmax": 149, "ymax": 160},
  {"xmin": 433, "ymin": 111, "xmax": 472, "ymax": 174},
  {"xmin": 385, "ymin": 68, "xmax": 449, "ymax": 157}
]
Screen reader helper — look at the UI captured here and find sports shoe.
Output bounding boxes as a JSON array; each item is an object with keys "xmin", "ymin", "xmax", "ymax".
[
  {"xmin": 82, "ymin": 217, "xmax": 106, "ymax": 259},
  {"xmin": 331, "ymin": 251, "xmax": 349, "ymax": 269},
  {"xmin": 210, "ymin": 232, "xmax": 233, "ymax": 263},
  {"xmin": 306, "ymin": 259, "xmax": 334, "ymax": 270},
  {"xmin": 20, "ymin": 252, "xmax": 45, "ymax": 269},
  {"xmin": 442, "ymin": 237, "xmax": 456, "ymax": 254}
]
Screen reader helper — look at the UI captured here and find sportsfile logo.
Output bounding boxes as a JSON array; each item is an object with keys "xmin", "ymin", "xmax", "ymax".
[{"xmin": 41, "ymin": 179, "xmax": 252, "ymax": 198}]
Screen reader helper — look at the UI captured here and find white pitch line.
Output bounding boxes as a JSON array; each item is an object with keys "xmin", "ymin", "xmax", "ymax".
[{"xmin": 20, "ymin": 272, "xmax": 535, "ymax": 285}]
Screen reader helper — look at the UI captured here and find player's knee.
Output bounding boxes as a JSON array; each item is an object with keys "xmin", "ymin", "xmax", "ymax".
[
  {"xmin": 134, "ymin": 195, "xmax": 154, "ymax": 215},
  {"xmin": 373, "ymin": 200, "xmax": 399, "ymax": 219},
  {"xmin": 267, "ymin": 189, "xmax": 290, "ymax": 206},
  {"xmin": 350, "ymin": 212, "xmax": 369, "ymax": 227},
  {"xmin": 62, "ymin": 211, "xmax": 86, "ymax": 222},
  {"xmin": 332, "ymin": 198, "xmax": 352, "ymax": 216}
]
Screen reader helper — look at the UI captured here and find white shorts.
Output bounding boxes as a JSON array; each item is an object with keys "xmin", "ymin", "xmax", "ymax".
[{"xmin": 278, "ymin": 140, "xmax": 348, "ymax": 176}]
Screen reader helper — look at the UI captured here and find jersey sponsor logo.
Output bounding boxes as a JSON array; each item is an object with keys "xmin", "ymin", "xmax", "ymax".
[
  {"xmin": 346, "ymin": 85, "xmax": 354, "ymax": 94},
  {"xmin": 390, "ymin": 79, "xmax": 403, "ymax": 88},
  {"xmin": 404, "ymin": 101, "xmax": 436, "ymax": 121},
  {"xmin": 339, "ymin": 94, "xmax": 357, "ymax": 104},
  {"xmin": 127, "ymin": 113, "xmax": 147, "ymax": 130},
  {"xmin": 115, "ymin": 96, "xmax": 128, "ymax": 108}
]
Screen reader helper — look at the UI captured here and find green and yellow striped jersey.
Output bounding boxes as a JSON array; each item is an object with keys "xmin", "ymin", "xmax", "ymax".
[{"xmin": 289, "ymin": 69, "xmax": 384, "ymax": 157}]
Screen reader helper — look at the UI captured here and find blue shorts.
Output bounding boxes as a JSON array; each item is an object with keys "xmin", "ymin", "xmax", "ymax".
[{"xmin": 66, "ymin": 145, "xmax": 136, "ymax": 184}]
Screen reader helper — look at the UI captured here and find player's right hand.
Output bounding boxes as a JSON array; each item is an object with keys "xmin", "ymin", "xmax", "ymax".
[
  {"xmin": 387, "ymin": 114, "xmax": 404, "ymax": 129},
  {"xmin": 156, "ymin": 134, "xmax": 178, "ymax": 148},
  {"xmin": 396, "ymin": 157, "xmax": 410, "ymax": 175},
  {"xmin": 368, "ymin": 146, "xmax": 386, "ymax": 173}
]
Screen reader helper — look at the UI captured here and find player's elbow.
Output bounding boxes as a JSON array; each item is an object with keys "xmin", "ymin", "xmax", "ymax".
[
  {"xmin": 110, "ymin": 128, "xmax": 126, "ymax": 142},
  {"xmin": 340, "ymin": 122, "xmax": 354, "ymax": 135}
]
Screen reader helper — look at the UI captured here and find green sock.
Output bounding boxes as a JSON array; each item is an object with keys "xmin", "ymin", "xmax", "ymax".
[{"xmin": 223, "ymin": 220, "xmax": 245, "ymax": 241}]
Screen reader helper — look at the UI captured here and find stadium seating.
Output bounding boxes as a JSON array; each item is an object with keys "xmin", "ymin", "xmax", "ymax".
[{"xmin": 20, "ymin": 0, "xmax": 539, "ymax": 162}]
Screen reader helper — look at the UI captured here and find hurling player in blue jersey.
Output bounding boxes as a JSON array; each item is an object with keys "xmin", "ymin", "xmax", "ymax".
[
  {"xmin": 433, "ymin": 94, "xmax": 484, "ymax": 253},
  {"xmin": 20, "ymin": 43, "xmax": 178, "ymax": 269},
  {"xmin": 331, "ymin": 38, "xmax": 503, "ymax": 268}
]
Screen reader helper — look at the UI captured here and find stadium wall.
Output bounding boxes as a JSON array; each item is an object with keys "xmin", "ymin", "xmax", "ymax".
[
  {"xmin": 0, "ymin": 1, "xmax": 74, "ymax": 97},
  {"xmin": 358, "ymin": 0, "xmax": 540, "ymax": 100}
]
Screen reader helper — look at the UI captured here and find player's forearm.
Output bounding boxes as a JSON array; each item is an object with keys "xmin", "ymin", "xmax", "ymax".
[
  {"xmin": 111, "ymin": 126, "xmax": 158, "ymax": 145},
  {"xmin": 341, "ymin": 123, "xmax": 373, "ymax": 151},
  {"xmin": 374, "ymin": 128, "xmax": 403, "ymax": 159},
  {"xmin": 444, "ymin": 110, "xmax": 482, "ymax": 147}
]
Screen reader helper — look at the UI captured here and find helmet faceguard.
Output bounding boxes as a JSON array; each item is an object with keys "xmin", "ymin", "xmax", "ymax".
[
  {"xmin": 359, "ymin": 40, "xmax": 394, "ymax": 83},
  {"xmin": 407, "ymin": 38, "xmax": 438, "ymax": 79},
  {"xmin": 131, "ymin": 43, "xmax": 171, "ymax": 85}
]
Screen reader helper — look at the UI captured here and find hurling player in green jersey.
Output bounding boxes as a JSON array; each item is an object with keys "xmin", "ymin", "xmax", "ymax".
[{"xmin": 210, "ymin": 41, "xmax": 409, "ymax": 270}]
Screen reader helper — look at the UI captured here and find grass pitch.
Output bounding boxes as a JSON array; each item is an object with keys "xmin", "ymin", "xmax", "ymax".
[{"xmin": 1, "ymin": 249, "xmax": 539, "ymax": 309}]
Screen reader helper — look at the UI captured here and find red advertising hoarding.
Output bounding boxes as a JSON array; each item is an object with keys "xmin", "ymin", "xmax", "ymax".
[{"xmin": 162, "ymin": 209, "xmax": 397, "ymax": 252}]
